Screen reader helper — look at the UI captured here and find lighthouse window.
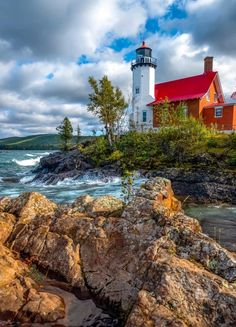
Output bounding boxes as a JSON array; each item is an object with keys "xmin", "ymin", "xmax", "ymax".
[
  {"xmin": 135, "ymin": 87, "xmax": 139, "ymax": 94},
  {"xmin": 215, "ymin": 106, "xmax": 223, "ymax": 118},
  {"xmin": 142, "ymin": 111, "xmax": 147, "ymax": 123}
]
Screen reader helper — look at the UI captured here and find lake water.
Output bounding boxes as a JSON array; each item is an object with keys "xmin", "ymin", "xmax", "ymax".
[
  {"xmin": 0, "ymin": 150, "xmax": 236, "ymax": 251},
  {"xmin": 0, "ymin": 150, "xmax": 144, "ymax": 203}
]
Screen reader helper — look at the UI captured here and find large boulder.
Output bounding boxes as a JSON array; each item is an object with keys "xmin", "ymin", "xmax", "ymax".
[
  {"xmin": 5, "ymin": 192, "xmax": 57, "ymax": 224},
  {"xmin": 0, "ymin": 244, "xmax": 65, "ymax": 323}
]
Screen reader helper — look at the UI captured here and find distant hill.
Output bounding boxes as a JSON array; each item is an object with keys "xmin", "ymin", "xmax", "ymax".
[{"xmin": 0, "ymin": 134, "xmax": 94, "ymax": 150}]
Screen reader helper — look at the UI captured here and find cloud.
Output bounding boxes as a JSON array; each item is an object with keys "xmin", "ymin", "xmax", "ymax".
[
  {"xmin": 0, "ymin": 0, "xmax": 235, "ymax": 138},
  {"xmin": 180, "ymin": 0, "xmax": 236, "ymax": 56}
]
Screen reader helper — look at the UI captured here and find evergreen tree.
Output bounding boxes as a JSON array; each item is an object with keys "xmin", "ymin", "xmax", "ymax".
[
  {"xmin": 76, "ymin": 124, "xmax": 81, "ymax": 146},
  {"xmin": 56, "ymin": 117, "xmax": 73, "ymax": 151},
  {"xmin": 87, "ymin": 75, "xmax": 128, "ymax": 147}
]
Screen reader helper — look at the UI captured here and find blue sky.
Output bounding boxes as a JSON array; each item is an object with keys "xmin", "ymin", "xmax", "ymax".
[{"xmin": 0, "ymin": 0, "xmax": 235, "ymax": 137}]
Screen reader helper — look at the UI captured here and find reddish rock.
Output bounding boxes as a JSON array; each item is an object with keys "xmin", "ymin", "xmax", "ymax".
[
  {"xmin": 0, "ymin": 244, "xmax": 65, "ymax": 323},
  {"xmin": 1, "ymin": 179, "xmax": 236, "ymax": 326},
  {"xmin": 5, "ymin": 192, "xmax": 57, "ymax": 224},
  {"xmin": 0, "ymin": 212, "xmax": 16, "ymax": 243}
]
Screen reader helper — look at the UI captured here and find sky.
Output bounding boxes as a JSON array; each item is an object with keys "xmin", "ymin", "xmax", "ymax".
[{"xmin": 0, "ymin": 0, "xmax": 235, "ymax": 138}]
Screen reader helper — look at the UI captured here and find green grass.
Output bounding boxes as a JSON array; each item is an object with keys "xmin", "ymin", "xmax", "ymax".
[{"xmin": 0, "ymin": 134, "xmax": 94, "ymax": 150}]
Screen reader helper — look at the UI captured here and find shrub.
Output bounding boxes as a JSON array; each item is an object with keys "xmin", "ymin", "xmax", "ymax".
[
  {"xmin": 228, "ymin": 133, "xmax": 236, "ymax": 149},
  {"xmin": 156, "ymin": 118, "xmax": 213, "ymax": 164},
  {"xmin": 228, "ymin": 151, "xmax": 236, "ymax": 166},
  {"xmin": 81, "ymin": 136, "xmax": 110, "ymax": 165}
]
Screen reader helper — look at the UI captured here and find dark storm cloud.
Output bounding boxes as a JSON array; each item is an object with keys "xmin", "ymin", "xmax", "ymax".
[
  {"xmin": 188, "ymin": 0, "xmax": 236, "ymax": 56},
  {"xmin": 0, "ymin": 0, "xmax": 95, "ymax": 60}
]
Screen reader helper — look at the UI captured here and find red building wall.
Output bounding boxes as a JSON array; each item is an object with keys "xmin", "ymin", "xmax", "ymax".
[{"xmin": 203, "ymin": 105, "xmax": 236, "ymax": 130}]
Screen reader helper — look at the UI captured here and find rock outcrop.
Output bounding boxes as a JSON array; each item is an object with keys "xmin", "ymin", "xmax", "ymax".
[
  {"xmin": 146, "ymin": 168, "xmax": 236, "ymax": 204},
  {"xmin": 0, "ymin": 244, "xmax": 64, "ymax": 323},
  {"xmin": 1, "ymin": 177, "xmax": 236, "ymax": 326},
  {"xmin": 32, "ymin": 150, "xmax": 236, "ymax": 204},
  {"xmin": 32, "ymin": 149, "xmax": 121, "ymax": 184}
]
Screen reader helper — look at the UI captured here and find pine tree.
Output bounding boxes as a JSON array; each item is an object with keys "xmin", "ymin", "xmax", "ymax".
[
  {"xmin": 56, "ymin": 117, "xmax": 73, "ymax": 151},
  {"xmin": 76, "ymin": 124, "xmax": 81, "ymax": 146},
  {"xmin": 87, "ymin": 75, "xmax": 128, "ymax": 147}
]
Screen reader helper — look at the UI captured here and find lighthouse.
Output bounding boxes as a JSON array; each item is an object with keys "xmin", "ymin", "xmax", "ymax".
[{"xmin": 130, "ymin": 41, "xmax": 157, "ymax": 130}]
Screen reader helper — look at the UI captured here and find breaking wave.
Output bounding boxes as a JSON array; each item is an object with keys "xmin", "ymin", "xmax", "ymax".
[
  {"xmin": 20, "ymin": 175, "xmax": 35, "ymax": 184},
  {"xmin": 12, "ymin": 156, "xmax": 42, "ymax": 167}
]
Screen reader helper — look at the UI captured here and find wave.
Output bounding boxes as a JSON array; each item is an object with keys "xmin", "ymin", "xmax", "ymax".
[
  {"xmin": 51, "ymin": 176, "xmax": 121, "ymax": 187},
  {"xmin": 26, "ymin": 152, "xmax": 50, "ymax": 157},
  {"xmin": 12, "ymin": 156, "xmax": 42, "ymax": 167},
  {"xmin": 20, "ymin": 175, "xmax": 35, "ymax": 184}
]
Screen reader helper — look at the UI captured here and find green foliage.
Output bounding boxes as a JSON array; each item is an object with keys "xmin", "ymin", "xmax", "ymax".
[
  {"xmin": 121, "ymin": 170, "xmax": 136, "ymax": 203},
  {"xmin": 228, "ymin": 152, "xmax": 236, "ymax": 166},
  {"xmin": 116, "ymin": 130, "xmax": 160, "ymax": 169},
  {"xmin": 56, "ymin": 117, "xmax": 73, "ymax": 151},
  {"xmin": 156, "ymin": 118, "xmax": 213, "ymax": 163},
  {"xmin": 87, "ymin": 75, "xmax": 128, "ymax": 146},
  {"xmin": 81, "ymin": 136, "xmax": 110, "ymax": 165},
  {"xmin": 228, "ymin": 133, "xmax": 236, "ymax": 149},
  {"xmin": 108, "ymin": 149, "xmax": 123, "ymax": 162},
  {"xmin": 154, "ymin": 98, "xmax": 187, "ymax": 127},
  {"xmin": 29, "ymin": 264, "xmax": 45, "ymax": 283},
  {"xmin": 80, "ymin": 99, "xmax": 235, "ymax": 171}
]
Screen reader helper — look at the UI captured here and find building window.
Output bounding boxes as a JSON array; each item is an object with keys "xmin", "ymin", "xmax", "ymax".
[
  {"xmin": 135, "ymin": 87, "xmax": 139, "ymax": 94},
  {"xmin": 142, "ymin": 111, "xmax": 147, "ymax": 123},
  {"xmin": 206, "ymin": 90, "xmax": 210, "ymax": 101},
  {"xmin": 214, "ymin": 93, "xmax": 218, "ymax": 103},
  {"xmin": 215, "ymin": 106, "xmax": 223, "ymax": 118}
]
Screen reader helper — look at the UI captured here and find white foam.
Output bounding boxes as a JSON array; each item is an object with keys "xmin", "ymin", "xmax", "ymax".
[
  {"xmin": 20, "ymin": 175, "xmax": 35, "ymax": 184},
  {"xmin": 25, "ymin": 152, "xmax": 51, "ymax": 158},
  {"xmin": 12, "ymin": 156, "xmax": 42, "ymax": 167}
]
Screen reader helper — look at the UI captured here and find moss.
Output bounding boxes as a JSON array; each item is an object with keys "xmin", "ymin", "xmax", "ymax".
[{"xmin": 29, "ymin": 264, "xmax": 46, "ymax": 283}]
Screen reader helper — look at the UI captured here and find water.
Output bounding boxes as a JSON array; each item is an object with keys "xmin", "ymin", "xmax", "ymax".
[
  {"xmin": 0, "ymin": 150, "xmax": 144, "ymax": 203},
  {"xmin": 185, "ymin": 205, "xmax": 236, "ymax": 252}
]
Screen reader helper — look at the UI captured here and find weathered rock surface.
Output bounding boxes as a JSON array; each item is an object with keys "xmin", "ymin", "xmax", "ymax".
[
  {"xmin": 0, "ymin": 244, "xmax": 65, "ymax": 323},
  {"xmin": 1, "ymin": 177, "xmax": 236, "ymax": 326}
]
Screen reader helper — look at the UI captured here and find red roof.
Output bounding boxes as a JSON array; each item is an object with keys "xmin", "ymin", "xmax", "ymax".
[
  {"xmin": 148, "ymin": 71, "xmax": 217, "ymax": 106},
  {"xmin": 138, "ymin": 41, "xmax": 150, "ymax": 49}
]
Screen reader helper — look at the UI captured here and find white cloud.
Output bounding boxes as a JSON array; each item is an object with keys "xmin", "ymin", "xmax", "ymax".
[
  {"xmin": 186, "ymin": 0, "xmax": 217, "ymax": 12},
  {"xmin": 144, "ymin": 0, "xmax": 176, "ymax": 16},
  {"xmin": 0, "ymin": 0, "xmax": 235, "ymax": 138}
]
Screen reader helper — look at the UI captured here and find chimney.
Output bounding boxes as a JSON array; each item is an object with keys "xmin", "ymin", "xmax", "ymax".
[{"xmin": 204, "ymin": 56, "xmax": 214, "ymax": 73}]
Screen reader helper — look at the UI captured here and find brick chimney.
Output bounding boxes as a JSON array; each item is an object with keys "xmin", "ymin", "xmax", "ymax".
[{"xmin": 204, "ymin": 56, "xmax": 214, "ymax": 73}]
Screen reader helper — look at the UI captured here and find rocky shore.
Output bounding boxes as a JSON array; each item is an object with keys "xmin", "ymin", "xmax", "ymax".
[
  {"xmin": 32, "ymin": 149, "xmax": 121, "ymax": 185},
  {"xmin": 0, "ymin": 177, "xmax": 236, "ymax": 326},
  {"xmin": 32, "ymin": 150, "xmax": 236, "ymax": 204}
]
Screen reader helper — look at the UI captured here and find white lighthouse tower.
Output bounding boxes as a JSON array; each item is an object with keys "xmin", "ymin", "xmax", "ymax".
[{"xmin": 130, "ymin": 41, "xmax": 157, "ymax": 130}]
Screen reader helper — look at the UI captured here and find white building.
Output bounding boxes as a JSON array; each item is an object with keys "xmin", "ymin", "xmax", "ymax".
[{"xmin": 130, "ymin": 41, "xmax": 157, "ymax": 130}]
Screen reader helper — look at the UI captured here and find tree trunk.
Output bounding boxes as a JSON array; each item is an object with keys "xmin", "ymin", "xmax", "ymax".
[{"xmin": 105, "ymin": 124, "xmax": 113, "ymax": 147}]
